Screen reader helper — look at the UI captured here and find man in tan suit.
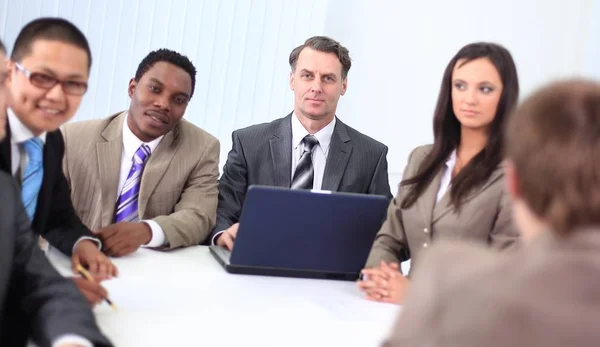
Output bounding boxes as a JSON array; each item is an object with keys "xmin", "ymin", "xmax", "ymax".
[
  {"xmin": 62, "ymin": 49, "xmax": 219, "ymax": 256},
  {"xmin": 384, "ymin": 79, "xmax": 600, "ymax": 347}
]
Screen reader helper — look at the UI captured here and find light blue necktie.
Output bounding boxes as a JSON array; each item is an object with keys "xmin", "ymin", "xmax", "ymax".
[{"xmin": 21, "ymin": 137, "xmax": 44, "ymax": 221}]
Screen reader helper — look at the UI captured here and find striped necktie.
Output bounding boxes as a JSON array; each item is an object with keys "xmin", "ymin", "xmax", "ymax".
[
  {"xmin": 114, "ymin": 144, "xmax": 151, "ymax": 222},
  {"xmin": 291, "ymin": 135, "xmax": 319, "ymax": 190},
  {"xmin": 21, "ymin": 137, "xmax": 44, "ymax": 221}
]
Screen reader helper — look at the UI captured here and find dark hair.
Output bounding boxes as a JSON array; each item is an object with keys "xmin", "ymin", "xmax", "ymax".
[
  {"xmin": 289, "ymin": 36, "xmax": 351, "ymax": 80},
  {"xmin": 0, "ymin": 38, "xmax": 5, "ymax": 54},
  {"xmin": 11, "ymin": 17, "xmax": 92, "ymax": 70},
  {"xmin": 506, "ymin": 80, "xmax": 600, "ymax": 236},
  {"xmin": 401, "ymin": 42, "xmax": 520, "ymax": 209},
  {"xmin": 134, "ymin": 48, "xmax": 197, "ymax": 98}
]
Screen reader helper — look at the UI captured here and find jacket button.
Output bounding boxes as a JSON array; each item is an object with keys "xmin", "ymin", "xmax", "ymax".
[
  {"xmin": 423, "ymin": 243, "xmax": 429, "ymax": 248},
  {"xmin": 423, "ymin": 228, "xmax": 429, "ymax": 233}
]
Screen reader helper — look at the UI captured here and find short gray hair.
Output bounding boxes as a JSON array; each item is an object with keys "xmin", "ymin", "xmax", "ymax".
[{"xmin": 289, "ymin": 36, "xmax": 351, "ymax": 80}]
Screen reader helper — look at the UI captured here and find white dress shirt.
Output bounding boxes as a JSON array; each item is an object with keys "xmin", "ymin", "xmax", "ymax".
[
  {"xmin": 436, "ymin": 150, "xmax": 457, "ymax": 203},
  {"xmin": 290, "ymin": 112, "xmax": 336, "ymax": 190},
  {"xmin": 118, "ymin": 113, "xmax": 166, "ymax": 248},
  {"xmin": 7, "ymin": 109, "xmax": 100, "ymax": 252},
  {"xmin": 8, "ymin": 109, "xmax": 94, "ymax": 347}
]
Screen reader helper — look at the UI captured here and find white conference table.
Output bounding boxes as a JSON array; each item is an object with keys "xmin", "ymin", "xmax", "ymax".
[{"xmin": 47, "ymin": 246, "xmax": 401, "ymax": 347}]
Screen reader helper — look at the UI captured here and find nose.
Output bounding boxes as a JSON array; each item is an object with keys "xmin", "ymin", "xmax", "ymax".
[
  {"xmin": 464, "ymin": 88, "xmax": 478, "ymax": 106},
  {"xmin": 310, "ymin": 79, "xmax": 323, "ymax": 93},
  {"xmin": 44, "ymin": 83, "xmax": 67, "ymax": 103},
  {"xmin": 153, "ymin": 95, "xmax": 171, "ymax": 111}
]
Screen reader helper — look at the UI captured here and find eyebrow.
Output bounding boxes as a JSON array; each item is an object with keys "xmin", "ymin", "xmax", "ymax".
[
  {"xmin": 149, "ymin": 77, "xmax": 191, "ymax": 98},
  {"xmin": 453, "ymin": 78, "xmax": 496, "ymax": 86},
  {"xmin": 300, "ymin": 69, "xmax": 337, "ymax": 79}
]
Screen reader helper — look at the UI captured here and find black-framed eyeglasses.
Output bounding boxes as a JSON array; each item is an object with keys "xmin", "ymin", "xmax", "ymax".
[{"xmin": 14, "ymin": 62, "xmax": 88, "ymax": 96}]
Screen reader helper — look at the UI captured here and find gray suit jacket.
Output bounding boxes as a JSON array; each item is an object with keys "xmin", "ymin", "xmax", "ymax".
[
  {"xmin": 213, "ymin": 113, "xmax": 392, "ymax": 236},
  {"xmin": 0, "ymin": 172, "xmax": 111, "ymax": 347},
  {"xmin": 366, "ymin": 145, "xmax": 518, "ymax": 271},
  {"xmin": 385, "ymin": 230, "xmax": 600, "ymax": 347},
  {"xmin": 62, "ymin": 112, "xmax": 220, "ymax": 247}
]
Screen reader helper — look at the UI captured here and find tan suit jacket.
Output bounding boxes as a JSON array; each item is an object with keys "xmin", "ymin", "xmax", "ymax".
[
  {"xmin": 384, "ymin": 229, "xmax": 600, "ymax": 347},
  {"xmin": 61, "ymin": 111, "xmax": 220, "ymax": 248},
  {"xmin": 366, "ymin": 145, "xmax": 518, "ymax": 271}
]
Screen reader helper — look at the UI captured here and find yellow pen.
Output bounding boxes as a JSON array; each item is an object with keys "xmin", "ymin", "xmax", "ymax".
[{"xmin": 76, "ymin": 264, "xmax": 118, "ymax": 311}]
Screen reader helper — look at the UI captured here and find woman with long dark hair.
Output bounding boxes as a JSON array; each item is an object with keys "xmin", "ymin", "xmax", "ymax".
[{"xmin": 358, "ymin": 42, "xmax": 520, "ymax": 304}]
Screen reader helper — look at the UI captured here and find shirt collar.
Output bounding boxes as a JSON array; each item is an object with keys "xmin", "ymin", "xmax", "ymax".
[
  {"xmin": 445, "ymin": 150, "xmax": 457, "ymax": 169},
  {"xmin": 7, "ymin": 108, "xmax": 47, "ymax": 145},
  {"xmin": 291, "ymin": 112, "xmax": 336, "ymax": 154},
  {"xmin": 122, "ymin": 112, "xmax": 164, "ymax": 160}
]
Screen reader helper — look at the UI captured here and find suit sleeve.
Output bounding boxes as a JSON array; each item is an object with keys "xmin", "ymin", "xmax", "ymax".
[
  {"xmin": 9, "ymin": 179, "xmax": 112, "ymax": 347},
  {"xmin": 367, "ymin": 145, "xmax": 393, "ymax": 200},
  {"xmin": 364, "ymin": 147, "xmax": 420, "ymax": 268},
  {"xmin": 489, "ymin": 181, "xmax": 519, "ymax": 250},
  {"xmin": 41, "ymin": 133, "xmax": 96, "ymax": 256},
  {"xmin": 210, "ymin": 131, "xmax": 249, "ymax": 240},
  {"xmin": 150, "ymin": 137, "xmax": 220, "ymax": 248}
]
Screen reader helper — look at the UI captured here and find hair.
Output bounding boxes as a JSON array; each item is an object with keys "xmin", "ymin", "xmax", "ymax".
[
  {"xmin": 134, "ymin": 48, "xmax": 197, "ymax": 98},
  {"xmin": 0, "ymin": 38, "xmax": 5, "ymax": 54},
  {"xmin": 506, "ymin": 80, "xmax": 600, "ymax": 236},
  {"xmin": 401, "ymin": 42, "xmax": 520, "ymax": 209},
  {"xmin": 289, "ymin": 36, "xmax": 351, "ymax": 80},
  {"xmin": 11, "ymin": 17, "xmax": 92, "ymax": 70}
]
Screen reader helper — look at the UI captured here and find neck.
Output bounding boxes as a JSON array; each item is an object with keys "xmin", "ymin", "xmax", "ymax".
[
  {"xmin": 514, "ymin": 200, "xmax": 549, "ymax": 244},
  {"xmin": 458, "ymin": 126, "xmax": 489, "ymax": 161},
  {"xmin": 294, "ymin": 108, "xmax": 334, "ymax": 134}
]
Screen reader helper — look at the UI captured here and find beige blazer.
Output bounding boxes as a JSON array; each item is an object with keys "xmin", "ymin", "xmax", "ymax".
[
  {"xmin": 384, "ymin": 230, "xmax": 600, "ymax": 347},
  {"xmin": 61, "ymin": 111, "xmax": 220, "ymax": 248},
  {"xmin": 365, "ymin": 145, "xmax": 518, "ymax": 271}
]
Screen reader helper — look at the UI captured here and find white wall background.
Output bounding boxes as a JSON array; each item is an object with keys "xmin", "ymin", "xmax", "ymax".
[{"xmin": 1, "ymin": 0, "xmax": 599, "ymax": 190}]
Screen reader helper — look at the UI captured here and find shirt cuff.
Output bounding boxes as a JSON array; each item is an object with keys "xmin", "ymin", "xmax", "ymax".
[
  {"xmin": 211, "ymin": 230, "xmax": 226, "ymax": 246},
  {"xmin": 142, "ymin": 220, "xmax": 167, "ymax": 248},
  {"xmin": 53, "ymin": 334, "xmax": 93, "ymax": 347},
  {"xmin": 72, "ymin": 236, "xmax": 102, "ymax": 254}
]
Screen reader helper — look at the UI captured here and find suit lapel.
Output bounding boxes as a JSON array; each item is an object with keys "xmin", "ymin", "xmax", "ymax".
[
  {"xmin": 138, "ymin": 125, "xmax": 180, "ymax": 216},
  {"xmin": 268, "ymin": 115, "xmax": 293, "ymax": 188},
  {"xmin": 417, "ymin": 169, "xmax": 444, "ymax": 227},
  {"xmin": 322, "ymin": 119, "xmax": 352, "ymax": 191},
  {"xmin": 97, "ymin": 113, "xmax": 125, "ymax": 226},
  {"xmin": 431, "ymin": 166, "xmax": 504, "ymax": 223}
]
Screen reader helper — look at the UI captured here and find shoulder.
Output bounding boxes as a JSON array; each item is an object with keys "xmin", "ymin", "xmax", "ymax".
[
  {"xmin": 177, "ymin": 119, "xmax": 219, "ymax": 146},
  {"xmin": 61, "ymin": 117, "xmax": 112, "ymax": 135},
  {"xmin": 338, "ymin": 120, "xmax": 387, "ymax": 153},
  {"xmin": 233, "ymin": 116, "xmax": 289, "ymax": 139}
]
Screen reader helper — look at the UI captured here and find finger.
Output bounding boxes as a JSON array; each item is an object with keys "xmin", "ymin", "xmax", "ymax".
[
  {"xmin": 86, "ymin": 256, "xmax": 99, "ymax": 276},
  {"xmin": 97, "ymin": 259, "xmax": 108, "ymax": 279},
  {"xmin": 98, "ymin": 226, "xmax": 119, "ymax": 239},
  {"xmin": 365, "ymin": 293, "xmax": 384, "ymax": 302},
  {"xmin": 71, "ymin": 254, "xmax": 81, "ymax": 275},
  {"xmin": 113, "ymin": 242, "xmax": 137, "ymax": 257},
  {"xmin": 110, "ymin": 262, "xmax": 119, "ymax": 278},
  {"xmin": 230, "ymin": 224, "xmax": 239, "ymax": 238},
  {"xmin": 73, "ymin": 278, "xmax": 108, "ymax": 299},
  {"xmin": 223, "ymin": 234, "xmax": 234, "ymax": 251},
  {"xmin": 357, "ymin": 280, "xmax": 383, "ymax": 290},
  {"xmin": 102, "ymin": 233, "xmax": 123, "ymax": 252}
]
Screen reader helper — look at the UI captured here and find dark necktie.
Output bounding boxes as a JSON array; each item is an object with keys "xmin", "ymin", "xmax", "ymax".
[{"xmin": 291, "ymin": 135, "xmax": 319, "ymax": 190}]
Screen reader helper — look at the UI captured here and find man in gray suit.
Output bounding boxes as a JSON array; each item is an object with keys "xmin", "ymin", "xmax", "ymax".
[
  {"xmin": 212, "ymin": 36, "xmax": 392, "ymax": 249},
  {"xmin": 0, "ymin": 38, "xmax": 111, "ymax": 347},
  {"xmin": 384, "ymin": 79, "xmax": 600, "ymax": 347}
]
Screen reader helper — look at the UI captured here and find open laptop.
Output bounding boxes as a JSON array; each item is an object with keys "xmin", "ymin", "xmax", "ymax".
[{"xmin": 209, "ymin": 185, "xmax": 389, "ymax": 281}]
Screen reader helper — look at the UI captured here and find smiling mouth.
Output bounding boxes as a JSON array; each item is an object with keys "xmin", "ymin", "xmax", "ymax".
[
  {"xmin": 145, "ymin": 110, "xmax": 169, "ymax": 124},
  {"xmin": 38, "ymin": 106, "xmax": 64, "ymax": 116}
]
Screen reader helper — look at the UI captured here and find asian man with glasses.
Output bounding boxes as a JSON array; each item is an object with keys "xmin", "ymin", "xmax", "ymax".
[{"xmin": 0, "ymin": 18, "xmax": 118, "ymax": 311}]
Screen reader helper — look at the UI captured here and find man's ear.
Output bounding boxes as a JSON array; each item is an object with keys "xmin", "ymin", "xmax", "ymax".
[
  {"xmin": 289, "ymin": 71, "xmax": 295, "ymax": 91},
  {"xmin": 341, "ymin": 78, "xmax": 347, "ymax": 96},
  {"xmin": 128, "ymin": 78, "xmax": 137, "ymax": 98},
  {"xmin": 504, "ymin": 160, "xmax": 520, "ymax": 200}
]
